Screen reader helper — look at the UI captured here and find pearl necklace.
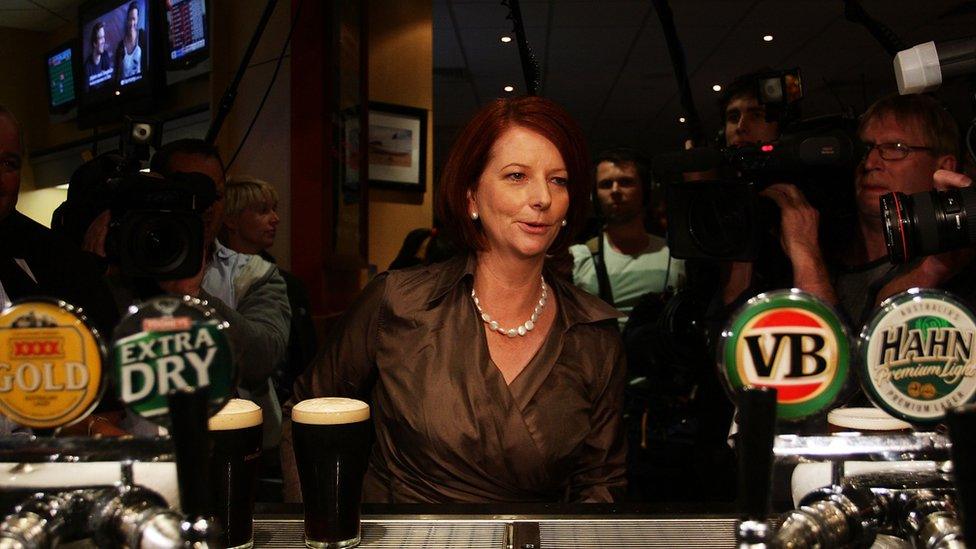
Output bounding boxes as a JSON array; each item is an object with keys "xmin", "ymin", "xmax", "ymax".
[{"xmin": 471, "ymin": 276, "xmax": 547, "ymax": 337}]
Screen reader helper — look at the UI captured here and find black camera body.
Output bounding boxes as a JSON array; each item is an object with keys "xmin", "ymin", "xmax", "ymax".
[
  {"xmin": 103, "ymin": 171, "xmax": 217, "ymax": 280},
  {"xmin": 881, "ymin": 187, "xmax": 976, "ymax": 263},
  {"xmin": 55, "ymin": 148, "xmax": 217, "ymax": 280},
  {"xmin": 657, "ymin": 116, "xmax": 858, "ymax": 261}
]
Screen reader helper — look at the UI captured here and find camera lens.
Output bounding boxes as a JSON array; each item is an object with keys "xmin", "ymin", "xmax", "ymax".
[
  {"xmin": 881, "ymin": 187, "xmax": 976, "ymax": 263},
  {"xmin": 129, "ymin": 215, "xmax": 190, "ymax": 274}
]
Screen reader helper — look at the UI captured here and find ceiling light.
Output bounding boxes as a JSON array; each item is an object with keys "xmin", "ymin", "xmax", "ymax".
[
  {"xmin": 712, "ymin": 84, "xmax": 722, "ymax": 92},
  {"xmin": 763, "ymin": 34, "xmax": 774, "ymax": 42},
  {"xmin": 500, "ymin": 36, "xmax": 512, "ymax": 43},
  {"xmin": 503, "ymin": 85, "xmax": 514, "ymax": 92},
  {"xmin": 679, "ymin": 117, "xmax": 686, "ymax": 123}
]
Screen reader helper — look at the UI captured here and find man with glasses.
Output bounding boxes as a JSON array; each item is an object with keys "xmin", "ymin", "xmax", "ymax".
[{"xmin": 786, "ymin": 93, "xmax": 972, "ymax": 324}]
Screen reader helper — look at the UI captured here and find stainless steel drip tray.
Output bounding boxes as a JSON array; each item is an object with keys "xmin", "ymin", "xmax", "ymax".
[{"xmin": 254, "ymin": 516, "xmax": 738, "ymax": 548}]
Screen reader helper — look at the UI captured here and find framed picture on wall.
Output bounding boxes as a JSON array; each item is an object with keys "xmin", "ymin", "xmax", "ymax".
[{"xmin": 367, "ymin": 102, "xmax": 427, "ymax": 192}]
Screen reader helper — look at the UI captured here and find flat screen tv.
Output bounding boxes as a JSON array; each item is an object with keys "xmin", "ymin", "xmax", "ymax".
[
  {"xmin": 165, "ymin": 0, "xmax": 209, "ymax": 69},
  {"xmin": 78, "ymin": 0, "xmax": 163, "ymax": 127},
  {"xmin": 45, "ymin": 41, "xmax": 79, "ymax": 114}
]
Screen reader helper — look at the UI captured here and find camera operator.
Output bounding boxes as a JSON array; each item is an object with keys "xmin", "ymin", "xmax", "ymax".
[
  {"xmin": 827, "ymin": 93, "xmax": 974, "ymax": 324},
  {"xmin": 148, "ymin": 139, "xmax": 290, "ymax": 447},
  {"xmin": 717, "ymin": 72, "xmax": 838, "ymax": 308},
  {"xmin": 75, "ymin": 139, "xmax": 291, "ymax": 442}
]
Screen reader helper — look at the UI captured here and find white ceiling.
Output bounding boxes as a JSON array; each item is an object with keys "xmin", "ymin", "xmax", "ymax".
[
  {"xmin": 0, "ymin": 0, "xmax": 78, "ymax": 32},
  {"xmin": 434, "ymin": 0, "xmax": 976, "ymax": 165}
]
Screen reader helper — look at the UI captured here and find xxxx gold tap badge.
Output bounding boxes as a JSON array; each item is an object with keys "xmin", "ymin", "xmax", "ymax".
[
  {"xmin": 0, "ymin": 300, "xmax": 105, "ymax": 429},
  {"xmin": 720, "ymin": 289, "xmax": 850, "ymax": 421},
  {"xmin": 112, "ymin": 296, "xmax": 234, "ymax": 426},
  {"xmin": 859, "ymin": 289, "xmax": 976, "ymax": 426}
]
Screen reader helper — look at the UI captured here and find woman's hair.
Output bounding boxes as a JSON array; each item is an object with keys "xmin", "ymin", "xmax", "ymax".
[
  {"xmin": 89, "ymin": 21, "xmax": 105, "ymax": 48},
  {"xmin": 435, "ymin": 96, "xmax": 590, "ymax": 255},
  {"xmin": 224, "ymin": 176, "xmax": 278, "ymax": 218}
]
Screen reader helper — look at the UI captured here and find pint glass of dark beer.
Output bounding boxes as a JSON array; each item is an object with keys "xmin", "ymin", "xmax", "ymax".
[
  {"xmin": 208, "ymin": 398, "xmax": 263, "ymax": 549},
  {"xmin": 292, "ymin": 397, "xmax": 371, "ymax": 549}
]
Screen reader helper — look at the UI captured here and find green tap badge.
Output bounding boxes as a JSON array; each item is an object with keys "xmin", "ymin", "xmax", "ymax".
[
  {"xmin": 112, "ymin": 296, "xmax": 234, "ymax": 425},
  {"xmin": 859, "ymin": 289, "xmax": 976, "ymax": 426},
  {"xmin": 720, "ymin": 289, "xmax": 850, "ymax": 421}
]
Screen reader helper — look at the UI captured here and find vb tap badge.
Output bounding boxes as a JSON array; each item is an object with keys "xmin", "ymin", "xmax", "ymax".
[
  {"xmin": 719, "ymin": 289, "xmax": 850, "ymax": 421},
  {"xmin": 859, "ymin": 289, "xmax": 976, "ymax": 426},
  {"xmin": 112, "ymin": 296, "xmax": 234, "ymax": 426},
  {"xmin": 0, "ymin": 300, "xmax": 106, "ymax": 430}
]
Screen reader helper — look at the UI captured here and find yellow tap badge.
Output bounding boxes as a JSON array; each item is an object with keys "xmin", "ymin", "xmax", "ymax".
[{"xmin": 0, "ymin": 301, "xmax": 105, "ymax": 429}]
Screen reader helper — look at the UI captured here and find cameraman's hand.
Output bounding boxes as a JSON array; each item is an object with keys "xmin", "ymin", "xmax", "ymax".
[
  {"xmin": 760, "ymin": 183, "xmax": 821, "ymax": 260},
  {"xmin": 157, "ymin": 252, "xmax": 207, "ymax": 298},
  {"xmin": 760, "ymin": 183, "xmax": 838, "ymax": 304},
  {"xmin": 82, "ymin": 210, "xmax": 111, "ymax": 258},
  {"xmin": 933, "ymin": 169, "xmax": 972, "ymax": 190}
]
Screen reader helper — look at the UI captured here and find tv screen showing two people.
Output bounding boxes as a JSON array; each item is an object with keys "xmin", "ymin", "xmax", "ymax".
[{"xmin": 82, "ymin": 0, "xmax": 149, "ymax": 92}]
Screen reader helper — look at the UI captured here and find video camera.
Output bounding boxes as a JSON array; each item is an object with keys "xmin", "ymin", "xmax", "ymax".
[
  {"xmin": 54, "ymin": 118, "xmax": 217, "ymax": 279},
  {"xmin": 654, "ymin": 69, "xmax": 859, "ymax": 261}
]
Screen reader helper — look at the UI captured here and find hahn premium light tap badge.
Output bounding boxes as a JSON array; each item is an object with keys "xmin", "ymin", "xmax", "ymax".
[
  {"xmin": 859, "ymin": 289, "xmax": 976, "ymax": 426},
  {"xmin": 112, "ymin": 295, "xmax": 234, "ymax": 426},
  {"xmin": 720, "ymin": 289, "xmax": 850, "ymax": 421},
  {"xmin": 0, "ymin": 300, "xmax": 105, "ymax": 429}
]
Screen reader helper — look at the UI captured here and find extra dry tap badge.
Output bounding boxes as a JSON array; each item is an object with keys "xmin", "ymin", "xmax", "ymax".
[
  {"xmin": 720, "ymin": 289, "xmax": 850, "ymax": 421},
  {"xmin": 0, "ymin": 300, "xmax": 106, "ymax": 429},
  {"xmin": 859, "ymin": 289, "xmax": 976, "ymax": 426},
  {"xmin": 112, "ymin": 296, "xmax": 234, "ymax": 426}
]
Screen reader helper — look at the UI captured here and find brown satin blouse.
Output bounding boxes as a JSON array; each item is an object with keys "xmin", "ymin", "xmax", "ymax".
[{"xmin": 282, "ymin": 254, "xmax": 627, "ymax": 503}]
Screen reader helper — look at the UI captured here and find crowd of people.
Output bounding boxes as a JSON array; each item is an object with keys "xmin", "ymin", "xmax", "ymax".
[{"xmin": 0, "ymin": 68, "xmax": 973, "ymax": 503}]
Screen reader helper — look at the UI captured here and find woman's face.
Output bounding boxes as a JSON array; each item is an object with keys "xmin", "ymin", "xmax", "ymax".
[
  {"xmin": 227, "ymin": 200, "xmax": 279, "ymax": 253},
  {"xmin": 468, "ymin": 126, "xmax": 569, "ymax": 260}
]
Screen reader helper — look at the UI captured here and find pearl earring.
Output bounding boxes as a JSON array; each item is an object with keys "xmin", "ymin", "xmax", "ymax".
[
  {"xmin": 560, "ymin": 219, "xmax": 567, "ymax": 227},
  {"xmin": 471, "ymin": 212, "xmax": 479, "ymax": 220}
]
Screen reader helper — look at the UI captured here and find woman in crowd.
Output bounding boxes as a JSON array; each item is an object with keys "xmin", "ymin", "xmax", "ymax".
[
  {"xmin": 220, "ymin": 176, "xmax": 318, "ymax": 406},
  {"xmin": 282, "ymin": 96, "xmax": 626, "ymax": 503}
]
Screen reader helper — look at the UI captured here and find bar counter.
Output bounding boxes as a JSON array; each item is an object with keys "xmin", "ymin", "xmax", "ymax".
[{"xmin": 253, "ymin": 503, "xmax": 740, "ymax": 548}]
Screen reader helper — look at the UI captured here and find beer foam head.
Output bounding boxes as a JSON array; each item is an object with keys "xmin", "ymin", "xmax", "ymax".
[
  {"xmin": 828, "ymin": 407, "xmax": 912, "ymax": 431},
  {"xmin": 208, "ymin": 398, "xmax": 263, "ymax": 430},
  {"xmin": 292, "ymin": 397, "xmax": 370, "ymax": 425}
]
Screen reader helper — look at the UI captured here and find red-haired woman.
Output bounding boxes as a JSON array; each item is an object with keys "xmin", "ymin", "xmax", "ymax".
[{"xmin": 283, "ymin": 97, "xmax": 626, "ymax": 503}]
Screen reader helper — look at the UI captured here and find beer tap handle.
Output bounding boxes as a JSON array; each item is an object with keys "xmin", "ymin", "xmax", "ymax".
[
  {"xmin": 166, "ymin": 387, "xmax": 216, "ymax": 521},
  {"xmin": 947, "ymin": 404, "xmax": 976, "ymax": 544},
  {"xmin": 737, "ymin": 386, "xmax": 778, "ymax": 521}
]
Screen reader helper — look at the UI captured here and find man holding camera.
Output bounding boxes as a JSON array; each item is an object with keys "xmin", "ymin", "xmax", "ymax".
[
  {"xmin": 148, "ymin": 139, "xmax": 290, "ymax": 446},
  {"xmin": 718, "ymin": 72, "xmax": 839, "ymax": 308},
  {"xmin": 778, "ymin": 93, "xmax": 973, "ymax": 325}
]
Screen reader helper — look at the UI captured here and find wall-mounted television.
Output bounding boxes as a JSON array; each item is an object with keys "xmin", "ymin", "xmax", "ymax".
[
  {"xmin": 78, "ymin": 0, "xmax": 164, "ymax": 127},
  {"xmin": 165, "ymin": 0, "xmax": 209, "ymax": 69},
  {"xmin": 45, "ymin": 41, "xmax": 79, "ymax": 114}
]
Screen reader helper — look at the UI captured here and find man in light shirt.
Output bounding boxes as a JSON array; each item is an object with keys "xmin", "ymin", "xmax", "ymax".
[{"xmin": 569, "ymin": 147, "xmax": 684, "ymax": 327}]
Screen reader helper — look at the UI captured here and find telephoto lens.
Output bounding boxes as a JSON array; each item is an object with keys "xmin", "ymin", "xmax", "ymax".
[{"xmin": 880, "ymin": 187, "xmax": 976, "ymax": 263}]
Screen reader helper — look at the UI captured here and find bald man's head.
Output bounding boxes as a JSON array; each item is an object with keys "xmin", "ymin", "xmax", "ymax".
[{"xmin": 0, "ymin": 107, "xmax": 23, "ymax": 221}]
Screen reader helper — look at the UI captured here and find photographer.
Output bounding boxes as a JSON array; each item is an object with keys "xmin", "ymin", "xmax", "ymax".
[
  {"xmin": 825, "ymin": 93, "xmax": 974, "ymax": 324},
  {"xmin": 73, "ymin": 139, "xmax": 291, "ymax": 444},
  {"xmin": 717, "ymin": 72, "xmax": 838, "ymax": 308},
  {"xmin": 149, "ymin": 139, "xmax": 290, "ymax": 446}
]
